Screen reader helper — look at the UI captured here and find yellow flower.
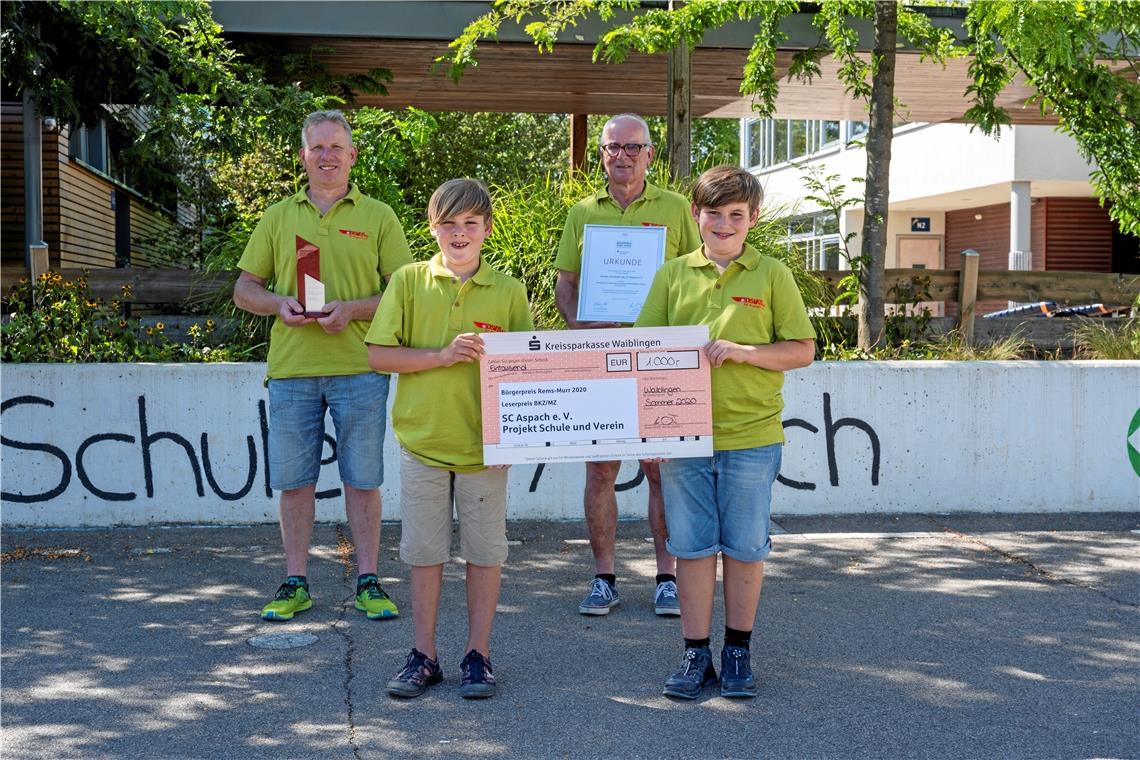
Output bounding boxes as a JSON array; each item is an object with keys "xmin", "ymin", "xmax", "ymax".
[
  {"xmin": 155, "ymin": 322, "xmax": 165, "ymax": 331},
  {"xmin": 145, "ymin": 327, "xmax": 154, "ymax": 336},
  {"xmin": 205, "ymin": 319, "xmax": 216, "ymax": 330},
  {"xmin": 118, "ymin": 320, "xmax": 128, "ymax": 328}
]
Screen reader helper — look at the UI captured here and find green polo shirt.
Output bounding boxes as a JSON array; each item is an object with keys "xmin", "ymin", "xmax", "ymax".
[
  {"xmin": 554, "ymin": 181, "xmax": 701, "ymax": 275},
  {"xmin": 365, "ymin": 254, "xmax": 535, "ymax": 471},
  {"xmin": 238, "ymin": 185, "xmax": 413, "ymax": 379},
  {"xmin": 635, "ymin": 244, "xmax": 816, "ymax": 450}
]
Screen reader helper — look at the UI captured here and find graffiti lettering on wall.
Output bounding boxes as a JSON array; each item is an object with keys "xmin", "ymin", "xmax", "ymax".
[
  {"xmin": 1, "ymin": 395, "xmax": 345, "ymax": 504},
  {"xmin": 780, "ymin": 392, "xmax": 880, "ymax": 490},
  {"xmin": 1, "ymin": 391, "xmax": 880, "ymax": 504},
  {"xmin": 525, "ymin": 392, "xmax": 881, "ymax": 493}
]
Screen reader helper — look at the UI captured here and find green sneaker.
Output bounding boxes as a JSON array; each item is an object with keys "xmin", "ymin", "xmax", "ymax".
[
  {"xmin": 355, "ymin": 574, "xmax": 399, "ymax": 620},
  {"xmin": 261, "ymin": 579, "xmax": 312, "ymax": 621}
]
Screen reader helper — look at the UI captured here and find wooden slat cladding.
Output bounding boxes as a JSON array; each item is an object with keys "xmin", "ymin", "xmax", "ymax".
[
  {"xmin": 131, "ymin": 199, "xmax": 180, "ymax": 268},
  {"xmin": 1041, "ymin": 197, "xmax": 1114, "ymax": 272},
  {"xmin": 232, "ymin": 35, "xmax": 1060, "ymax": 123},
  {"xmin": 3, "ymin": 101, "xmax": 180, "ymax": 272},
  {"xmin": 57, "ymin": 157, "xmax": 116, "ymax": 270},
  {"xmin": 945, "ymin": 203, "xmax": 1013, "ymax": 314}
]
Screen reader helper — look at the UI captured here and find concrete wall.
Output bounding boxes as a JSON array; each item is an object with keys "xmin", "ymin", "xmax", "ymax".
[{"xmin": 2, "ymin": 362, "xmax": 1137, "ymax": 526}]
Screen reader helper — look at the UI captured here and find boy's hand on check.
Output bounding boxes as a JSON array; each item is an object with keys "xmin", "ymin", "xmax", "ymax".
[
  {"xmin": 440, "ymin": 333, "xmax": 485, "ymax": 366},
  {"xmin": 705, "ymin": 339, "xmax": 746, "ymax": 368}
]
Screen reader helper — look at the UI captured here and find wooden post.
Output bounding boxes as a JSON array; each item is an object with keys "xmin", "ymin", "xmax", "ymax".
[
  {"xmin": 569, "ymin": 113, "xmax": 588, "ymax": 173},
  {"xmin": 29, "ymin": 242, "xmax": 49, "ymax": 282},
  {"xmin": 958, "ymin": 249, "xmax": 980, "ymax": 345}
]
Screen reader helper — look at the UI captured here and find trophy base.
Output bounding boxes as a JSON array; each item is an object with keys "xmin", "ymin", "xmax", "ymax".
[{"xmin": 302, "ymin": 311, "xmax": 325, "ymax": 318}]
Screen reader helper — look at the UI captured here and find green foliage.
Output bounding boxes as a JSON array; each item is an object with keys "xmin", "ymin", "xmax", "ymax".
[
  {"xmin": 397, "ymin": 111, "xmax": 571, "ymax": 214},
  {"xmin": 1, "ymin": 271, "xmax": 251, "ymax": 363},
  {"xmin": 965, "ymin": 0, "xmax": 1140, "ymax": 235},
  {"xmin": 479, "ymin": 171, "xmax": 605, "ymax": 330},
  {"xmin": 1072, "ymin": 317, "xmax": 1140, "ymax": 359}
]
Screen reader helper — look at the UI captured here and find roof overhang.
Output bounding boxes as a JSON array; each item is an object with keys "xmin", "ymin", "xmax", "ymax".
[{"xmin": 211, "ymin": 1, "xmax": 1058, "ymax": 124}]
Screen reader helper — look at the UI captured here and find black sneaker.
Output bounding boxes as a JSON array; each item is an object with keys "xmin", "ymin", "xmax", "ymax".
[
  {"xmin": 459, "ymin": 649, "xmax": 497, "ymax": 699},
  {"xmin": 719, "ymin": 645, "xmax": 757, "ymax": 698},
  {"xmin": 386, "ymin": 648, "xmax": 443, "ymax": 698},
  {"xmin": 662, "ymin": 646, "xmax": 718, "ymax": 699}
]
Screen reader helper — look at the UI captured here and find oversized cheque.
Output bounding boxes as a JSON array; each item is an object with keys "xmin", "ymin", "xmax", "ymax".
[{"xmin": 479, "ymin": 326, "xmax": 712, "ymax": 465}]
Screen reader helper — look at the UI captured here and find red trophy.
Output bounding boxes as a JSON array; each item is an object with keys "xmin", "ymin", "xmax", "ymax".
[{"xmin": 296, "ymin": 235, "xmax": 325, "ymax": 317}]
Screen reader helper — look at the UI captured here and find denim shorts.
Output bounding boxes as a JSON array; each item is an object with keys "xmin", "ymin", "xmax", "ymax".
[
  {"xmin": 659, "ymin": 444, "xmax": 782, "ymax": 562},
  {"xmin": 267, "ymin": 373, "xmax": 390, "ymax": 491}
]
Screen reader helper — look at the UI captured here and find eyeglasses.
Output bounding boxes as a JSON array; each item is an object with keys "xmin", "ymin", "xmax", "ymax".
[{"xmin": 600, "ymin": 142, "xmax": 651, "ymax": 158}]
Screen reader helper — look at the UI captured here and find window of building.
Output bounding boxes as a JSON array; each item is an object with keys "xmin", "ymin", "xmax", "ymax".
[
  {"xmin": 744, "ymin": 118, "xmax": 844, "ymax": 169},
  {"xmin": 70, "ymin": 120, "xmax": 109, "ymax": 173},
  {"xmin": 787, "ymin": 212, "xmax": 844, "ymax": 271}
]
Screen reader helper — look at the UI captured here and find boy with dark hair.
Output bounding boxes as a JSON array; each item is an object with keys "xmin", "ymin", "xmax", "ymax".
[
  {"xmin": 366, "ymin": 178, "xmax": 534, "ymax": 699},
  {"xmin": 635, "ymin": 165, "xmax": 816, "ymax": 699}
]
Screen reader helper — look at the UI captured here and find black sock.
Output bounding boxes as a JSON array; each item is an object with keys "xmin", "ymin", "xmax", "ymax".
[
  {"xmin": 724, "ymin": 626, "xmax": 752, "ymax": 649},
  {"xmin": 356, "ymin": 573, "xmax": 377, "ymax": 590},
  {"xmin": 285, "ymin": 575, "xmax": 308, "ymax": 589},
  {"xmin": 596, "ymin": 573, "xmax": 616, "ymax": 588},
  {"xmin": 655, "ymin": 573, "xmax": 677, "ymax": 585},
  {"xmin": 684, "ymin": 637, "xmax": 711, "ymax": 650}
]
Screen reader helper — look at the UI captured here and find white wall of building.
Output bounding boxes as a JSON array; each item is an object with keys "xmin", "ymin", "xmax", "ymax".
[
  {"xmin": 752, "ymin": 123, "xmax": 1092, "ymax": 211},
  {"xmin": 3, "ymin": 363, "xmax": 1137, "ymax": 526}
]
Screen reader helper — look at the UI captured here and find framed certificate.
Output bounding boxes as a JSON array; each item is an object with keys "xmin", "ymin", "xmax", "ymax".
[
  {"xmin": 576, "ymin": 224, "xmax": 666, "ymax": 323},
  {"xmin": 479, "ymin": 326, "xmax": 713, "ymax": 465}
]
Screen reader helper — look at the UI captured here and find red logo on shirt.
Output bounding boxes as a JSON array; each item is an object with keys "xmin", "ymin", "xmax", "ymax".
[
  {"xmin": 732, "ymin": 296, "xmax": 767, "ymax": 310},
  {"xmin": 641, "ymin": 222, "xmax": 666, "ymax": 227},
  {"xmin": 474, "ymin": 321, "xmax": 504, "ymax": 332},
  {"xmin": 339, "ymin": 229, "xmax": 369, "ymax": 240}
]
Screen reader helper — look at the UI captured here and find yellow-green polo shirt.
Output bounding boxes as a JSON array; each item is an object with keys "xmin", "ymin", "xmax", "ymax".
[
  {"xmin": 365, "ymin": 254, "xmax": 535, "ymax": 471},
  {"xmin": 238, "ymin": 185, "xmax": 413, "ymax": 378},
  {"xmin": 554, "ymin": 182, "xmax": 701, "ymax": 275},
  {"xmin": 635, "ymin": 244, "xmax": 816, "ymax": 450}
]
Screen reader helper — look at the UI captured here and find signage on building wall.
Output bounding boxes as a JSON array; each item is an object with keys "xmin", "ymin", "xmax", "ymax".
[{"xmin": 910, "ymin": 217, "xmax": 931, "ymax": 232}]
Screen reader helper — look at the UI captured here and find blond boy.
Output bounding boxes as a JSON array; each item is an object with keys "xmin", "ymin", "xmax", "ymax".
[{"xmin": 366, "ymin": 179, "xmax": 533, "ymax": 699}]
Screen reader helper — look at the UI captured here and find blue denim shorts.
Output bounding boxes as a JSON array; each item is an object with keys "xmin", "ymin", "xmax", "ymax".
[
  {"xmin": 267, "ymin": 373, "xmax": 390, "ymax": 491},
  {"xmin": 659, "ymin": 444, "xmax": 782, "ymax": 562}
]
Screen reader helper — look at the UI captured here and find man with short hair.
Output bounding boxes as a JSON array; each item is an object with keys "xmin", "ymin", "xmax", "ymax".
[
  {"xmin": 554, "ymin": 113, "xmax": 701, "ymax": 617},
  {"xmin": 233, "ymin": 109, "xmax": 412, "ymax": 622}
]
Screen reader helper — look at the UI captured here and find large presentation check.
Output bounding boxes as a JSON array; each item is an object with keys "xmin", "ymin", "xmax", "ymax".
[{"xmin": 479, "ymin": 326, "xmax": 713, "ymax": 465}]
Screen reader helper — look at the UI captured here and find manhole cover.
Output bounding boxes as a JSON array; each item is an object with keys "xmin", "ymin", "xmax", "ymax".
[{"xmin": 248, "ymin": 632, "xmax": 318, "ymax": 650}]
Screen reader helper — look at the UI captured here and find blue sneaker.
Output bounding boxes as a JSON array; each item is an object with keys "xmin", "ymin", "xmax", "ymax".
[
  {"xmin": 459, "ymin": 649, "xmax": 497, "ymax": 699},
  {"xmin": 719, "ymin": 645, "xmax": 757, "ymax": 698},
  {"xmin": 578, "ymin": 578, "xmax": 620, "ymax": 615},
  {"xmin": 663, "ymin": 646, "xmax": 718, "ymax": 699},
  {"xmin": 654, "ymin": 580, "xmax": 680, "ymax": 616}
]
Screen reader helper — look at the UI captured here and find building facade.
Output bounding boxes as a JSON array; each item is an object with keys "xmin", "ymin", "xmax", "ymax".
[{"xmin": 742, "ymin": 118, "xmax": 1138, "ymax": 314}]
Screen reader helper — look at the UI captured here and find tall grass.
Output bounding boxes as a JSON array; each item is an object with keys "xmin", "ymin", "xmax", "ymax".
[{"xmin": 1072, "ymin": 317, "xmax": 1140, "ymax": 359}]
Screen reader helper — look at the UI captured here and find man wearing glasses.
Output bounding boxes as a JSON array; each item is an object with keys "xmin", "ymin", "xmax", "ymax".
[{"xmin": 554, "ymin": 113, "xmax": 701, "ymax": 618}]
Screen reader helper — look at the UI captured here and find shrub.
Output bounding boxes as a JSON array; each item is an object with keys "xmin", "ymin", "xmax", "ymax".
[{"xmin": 1, "ymin": 271, "xmax": 251, "ymax": 363}]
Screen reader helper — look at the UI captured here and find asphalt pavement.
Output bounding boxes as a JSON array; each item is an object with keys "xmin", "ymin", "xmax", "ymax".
[{"xmin": 2, "ymin": 512, "xmax": 1138, "ymax": 760}]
